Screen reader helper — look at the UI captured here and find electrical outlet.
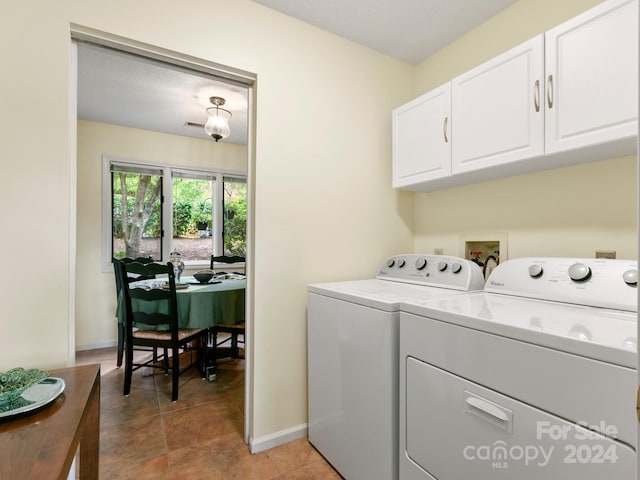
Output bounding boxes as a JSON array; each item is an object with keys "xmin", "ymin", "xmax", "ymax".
[
  {"xmin": 434, "ymin": 248, "xmax": 444, "ymax": 255},
  {"xmin": 595, "ymin": 250, "xmax": 616, "ymax": 259}
]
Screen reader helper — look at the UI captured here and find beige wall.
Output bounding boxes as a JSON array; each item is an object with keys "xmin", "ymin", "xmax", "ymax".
[
  {"xmin": 3, "ymin": 0, "xmax": 634, "ymax": 453},
  {"xmin": 412, "ymin": 0, "xmax": 637, "ymax": 261},
  {"xmin": 2, "ymin": 0, "xmax": 414, "ymax": 447},
  {"xmin": 76, "ymin": 120, "xmax": 248, "ymax": 349}
]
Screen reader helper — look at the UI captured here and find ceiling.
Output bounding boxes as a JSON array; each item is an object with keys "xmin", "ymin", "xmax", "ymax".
[
  {"xmin": 254, "ymin": 0, "xmax": 520, "ymax": 64},
  {"xmin": 77, "ymin": 43, "xmax": 250, "ymax": 144},
  {"xmin": 77, "ymin": 0, "xmax": 519, "ymax": 144}
]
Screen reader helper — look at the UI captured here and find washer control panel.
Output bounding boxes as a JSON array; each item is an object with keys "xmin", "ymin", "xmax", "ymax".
[
  {"xmin": 485, "ymin": 257, "xmax": 638, "ymax": 312},
  {"xmin": 377, "ymin": 254, "xmax": 485, "ymax": 291}
]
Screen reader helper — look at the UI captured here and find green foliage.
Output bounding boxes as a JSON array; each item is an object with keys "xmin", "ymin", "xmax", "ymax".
[
  {"xmin": 173, "ymin": 200, "xmax": 193, "ymax": 236},
  {"xmin": 172, "ymin": 178, "xmax": 212, "ymax": 236},
  {"xmin": 224, "ymin": 183, "xmax": 247, "ymax": 255}
]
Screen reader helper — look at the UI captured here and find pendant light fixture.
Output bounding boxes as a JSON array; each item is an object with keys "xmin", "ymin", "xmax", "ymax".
[{"xmin": 204, "ymin": 96, "xmax": 232, "ymax": 142}]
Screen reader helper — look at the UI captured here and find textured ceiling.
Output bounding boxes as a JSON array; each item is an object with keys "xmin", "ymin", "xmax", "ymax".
[{"xmin": 77, "ymin": 43, "xmax": 249, "ymax": 144}]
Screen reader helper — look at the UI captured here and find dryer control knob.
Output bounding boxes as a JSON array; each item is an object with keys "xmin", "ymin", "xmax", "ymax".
[
  {"xmin": 415, "ymin": 258, "xmax": 427, "ymax": 270},
  {"xmin": 438, "ymin": 261, "xmax": 448, "ymax": 272},
  {"xmin": 528, "ymin": 264, "xmax": 544, "ymax": 278},
  {"xmin": 622, "ymin": 269, "xmax": 638, "ymax": 285},
  {"xmin": 568, "ymin": 263, "xmax": 592, "ymax": 282},
  {"xmin": 386, "ymin": 258, "xmax": 395, "ymax": 268},
  {"xmin": 451, "ymin": 263, "xmax": 462, "ymax": 274},
  {"xmin": 397, "ymin": 258, "xmax": 406, "ymax": 268}
]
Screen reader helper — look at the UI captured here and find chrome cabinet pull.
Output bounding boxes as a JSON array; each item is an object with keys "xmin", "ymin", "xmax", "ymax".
[
  {"xmin": 547, "ymin": 74, "xmax": 554, "ymax": 109},
  {"xmin": 443, "ymin": 116, "xmax": 449, "ymax": 143},
  {"xmin": 534, "ymin": 79, "xmax": 540, "ymax": 112}
]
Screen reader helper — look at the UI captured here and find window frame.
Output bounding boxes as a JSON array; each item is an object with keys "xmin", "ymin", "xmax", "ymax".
[{"xmin": 101, "ymin": 155, "xmax": 246, "ymax": 271}]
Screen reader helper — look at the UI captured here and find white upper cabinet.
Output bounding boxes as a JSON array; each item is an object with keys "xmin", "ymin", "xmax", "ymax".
[
  {"xmin": 451, "ymin": 35, "xmax": 544, "ymax": 174},
  {"xmin": 392, "ymin": 83, "xmax": 451, "ymax": 188},
  {"xmin": 545, "ymin": 0, "xmax": 638, "ymax": 154},
  {"xmin": 391, "ymin": 0, "xmax": 638, "ymax": 191}
]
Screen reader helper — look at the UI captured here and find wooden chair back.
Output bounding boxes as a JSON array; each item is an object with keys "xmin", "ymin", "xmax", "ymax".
[{"xmin": 119, "ymin": 261, "xmax": 178, "ymax": 336}]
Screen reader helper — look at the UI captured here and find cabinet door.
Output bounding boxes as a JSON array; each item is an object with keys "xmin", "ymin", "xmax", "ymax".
[
  {"xmin": 392, "ymin": 83, "xmax": 451, "ymax": 188},
  {"xmin": 545, "ymin": 0, "xmax": 638, "ymax": 154},
  {"xmin": 452, "ymin": 35, "xmax": 544, "ymax": 174}
]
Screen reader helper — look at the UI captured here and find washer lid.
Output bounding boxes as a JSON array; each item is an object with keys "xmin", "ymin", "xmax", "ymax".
[
  {"xmin": 308, "ymin": 279, "xmax": 470, "ymax": 312},
  {"xmin": 401, "ymin": 292, "xmax": 637, "ymax": 368}
]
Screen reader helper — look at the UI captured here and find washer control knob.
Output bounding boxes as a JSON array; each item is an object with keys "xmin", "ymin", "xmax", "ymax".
[
  {"xmin": 568, "ymin": 263, "xmax": 592, "ymax": 282},
  {"xmin": 397, "ymin": 258, "xmax": 406, "ymax": 268},
  {"xmin": 415, "ymin": 258, "xmax": 427, "ymax": 270},
  {"xmin": 437, "ymin": 261, "xmax": 448, "ymax": 272},
  {"xmin": 451, "ymin": 263, "xmax": 462, "ymax": 274},
  {"xmin": 528, "ymin": 264, "xmax": 544, "ymax": 278},
  {"xmin": 622, "ymin": 269, "xmax": 638, "ymax": 285},
  {"xmin": 386, "ymin": 258, "xmax": 395, "ymax": 268}
]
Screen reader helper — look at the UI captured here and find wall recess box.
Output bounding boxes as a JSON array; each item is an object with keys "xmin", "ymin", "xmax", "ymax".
[{"xmin": 459, "ymin": 232, "xmax": 508, "ymax": 265}]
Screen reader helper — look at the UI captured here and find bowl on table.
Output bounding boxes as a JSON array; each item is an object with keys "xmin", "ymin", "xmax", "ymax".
[{"xmin": 193, "ymin": 270, "xmax": 215, "ymax": 283}]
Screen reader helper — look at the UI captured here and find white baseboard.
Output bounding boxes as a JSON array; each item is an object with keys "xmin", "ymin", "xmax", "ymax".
[
  {"xmin": 249, "ymin": 423, "xmax": 308, "ymax": 454},
  {"xmin": 75, "ymin": 340, "xmax": 117, "ymax": 352}
]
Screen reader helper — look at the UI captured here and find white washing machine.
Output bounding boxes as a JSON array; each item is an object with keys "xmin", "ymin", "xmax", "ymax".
[
  {"xmin": 399, "ymin": 257, "xmax": 638, "ymax": 480},
  {"xmin": 308, "ymin": 254, "xmax": 485, "ymax": 480}
]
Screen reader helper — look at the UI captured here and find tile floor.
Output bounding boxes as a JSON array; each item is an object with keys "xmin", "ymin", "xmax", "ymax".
[{"xmin": 76, "ymin": 347, "xmax": 341, "ymax": 480}]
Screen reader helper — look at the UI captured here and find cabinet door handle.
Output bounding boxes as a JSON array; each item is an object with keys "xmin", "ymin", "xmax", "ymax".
[
  {"xmin": 534, "ymin": 79, "xmax": 540, "ymax": 112},
  {"xmin": 546, "ymin": 74, "xmax": 554, "ymax": 109},
  {"xmin": 443, "ymin": 116, "xmax": 449, "ymax": 143}
]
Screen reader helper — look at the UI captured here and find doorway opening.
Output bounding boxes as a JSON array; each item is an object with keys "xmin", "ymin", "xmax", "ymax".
[{"xmin": 70, "ymin": 25, "xmax": 256, "ymax": 444}]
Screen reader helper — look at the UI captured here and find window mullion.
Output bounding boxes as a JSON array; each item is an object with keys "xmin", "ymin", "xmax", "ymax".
[
  {"xmin": 213, "ymin": 175, "xmax": 224, "ymax": 256},
  {"xmin": 162, "ymin": 167, "xmax": 173, "ymax": 261}
]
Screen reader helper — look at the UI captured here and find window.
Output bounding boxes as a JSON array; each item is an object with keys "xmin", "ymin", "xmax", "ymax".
[
  {"xmin": 172, "ymin": 170, "xmax": 216, "ymax": 263},
  {"xmin": 111, "ymin": 164, "xmax": 163, "ymax": 260},
  {"xmin": 104, "ymin": 157, "xmax": 246, "ymax": 268},
  {"xmin": 223, "ymin": 177, "xmax": 247, "ymax": 256}
]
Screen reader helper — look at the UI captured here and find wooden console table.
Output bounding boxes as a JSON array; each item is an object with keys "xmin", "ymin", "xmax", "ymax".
[{"xmin": 0, "ymin": 364, "xmax": 100, "ymax": 479}]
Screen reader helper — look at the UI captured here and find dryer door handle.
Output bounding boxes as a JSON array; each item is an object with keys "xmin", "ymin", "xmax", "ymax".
[{"xmin": 464, "ymin": 391, "xmax": 513, "ymax": 433}]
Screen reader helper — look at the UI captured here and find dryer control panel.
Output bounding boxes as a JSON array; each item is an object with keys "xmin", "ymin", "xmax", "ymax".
[
  {"xmin": 485, "ymin": 257, "xmax": 638, "ymax": 312},
  {"xmin": 377, "ymin": 254, "xmax": 485, "ymax": 291}
]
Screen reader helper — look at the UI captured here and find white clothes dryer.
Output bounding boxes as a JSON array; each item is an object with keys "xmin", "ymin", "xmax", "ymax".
[
  {"xmin": 308, "ymin": 254, "xmax": 485, "ymax": 480},
  {"xmin": 399, "ymin": 257, "xmax": 638, "ymax": 480}
]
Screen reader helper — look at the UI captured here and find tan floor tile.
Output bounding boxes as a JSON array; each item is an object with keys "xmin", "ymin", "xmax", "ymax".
[
  {"xmin": 101, "ymin": 414, "xmax": 167, "ymax": 466},
  {"xmin": 266, "ymin": 439, "xmax": 325, "ymax": 474},
  {"xmin": 168, "ymin": 433, "xmax": 279, "ymax": 480},
  {"xmin": 271, "ymin": 459, "xmax": 343, "ymax": 480},
  {"xmin": 78, "ymin": 347, "xmax": 339, "ymax": 480},
  {"xmin": 100, "ymin": 454, "xmax": 171, "ymax": 480},
  {"xmin": 162, "ymin": 400, "xmax": 243, "ymax": 451}
]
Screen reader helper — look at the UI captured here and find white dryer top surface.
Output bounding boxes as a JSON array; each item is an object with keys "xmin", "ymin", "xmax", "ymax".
[
  {"xmin": 308, "ymin": 278, "xmax": 472, "ymax": 312},
  {"xmin": 402, "ymin": 290, "xmax": 637, "ymax": 368}
]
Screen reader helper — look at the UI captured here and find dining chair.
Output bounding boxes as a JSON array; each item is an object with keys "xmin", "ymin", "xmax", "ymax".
[
  {"xmin": 113, "ymin": 256, "xmax": 156, "ymax": 368},
  {"xmin": 209, "ymin": 255, "xmax": 246, "ymax": 364},
  {"xmin": 210, "ymin": 254, "xmax": 246, "ymax": 274},
  {"xmin": 118, "ymin": 260, "xmax": 208, "ymax": 402}
]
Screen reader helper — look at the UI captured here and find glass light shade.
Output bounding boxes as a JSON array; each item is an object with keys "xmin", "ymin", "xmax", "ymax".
[{"xmin": 204, "ymin": 107, "xmax": 232, "ymax": 142}]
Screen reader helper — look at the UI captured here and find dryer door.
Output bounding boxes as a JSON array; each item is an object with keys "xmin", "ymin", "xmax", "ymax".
[{"xmin": 405, "ymin": 357, "xmax": 635, "ymax": 479}]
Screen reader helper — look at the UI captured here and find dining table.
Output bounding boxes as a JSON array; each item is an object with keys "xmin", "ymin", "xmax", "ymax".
[{"xmin": 117, "ymin": 275, "xmax": 246, "ymax": 330}]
